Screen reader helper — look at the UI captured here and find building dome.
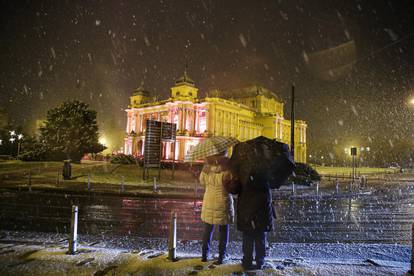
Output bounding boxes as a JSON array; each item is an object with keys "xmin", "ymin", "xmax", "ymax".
[
  {"xmin": 133, "ymin": 86, "xmax": 150, "ymax": 96},
  {"xmin": 175, "ymin": 69, "xmax": 195, "ymax": 87}
]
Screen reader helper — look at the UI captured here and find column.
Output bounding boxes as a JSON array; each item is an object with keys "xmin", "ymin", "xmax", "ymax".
[
  {"xmin": 168, "ymin": 107, "xmax": 173, "ymax": 123},
  {"xmin": 166, "ymin": 142, "xmax": 171, "ymax": 159},
  {"xmin": 304, "ymin": 125, "xmax": 307, "ymax": 143},
  {"xmin": 195, "ymin": 109, "xmax": 199, "ymax": 134},
  {"xmin": 184, "ymin": 107, "xmax": 188, "ymax": 131},
  {"xmin": 131, "ymin": 113, "xmax": 136, "ymax": 133},
  {"xmin": 126, "ymin": 113, "xmax": 131, "ymax": 133},
  {"xmin": 178, "ymin": 107, "xmax": 182, "ymax": 132},
  {"xmin": 206, "ymin": 106, "xmax": 211, "ymax": 135},
  {"xmin": 192, "ymin": 108, "xmax": 196, "ymax": 134},
  {"xmin": 135, "ymin": 113, "xmax": 140, "ymax": 134},
  {"xmin": 279, "ymin": 119, "xmax": 283, "ymax": 141}
]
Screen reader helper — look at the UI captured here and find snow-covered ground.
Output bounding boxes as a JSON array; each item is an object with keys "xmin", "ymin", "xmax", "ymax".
[{"xmin": 0, "ymin": 230, "xmax": 411, "ymax": 275}]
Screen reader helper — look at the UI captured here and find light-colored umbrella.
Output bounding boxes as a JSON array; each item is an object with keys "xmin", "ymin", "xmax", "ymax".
[{"xmin": 184, "ymin": 136, "xmax": 239, "ymax": 162}]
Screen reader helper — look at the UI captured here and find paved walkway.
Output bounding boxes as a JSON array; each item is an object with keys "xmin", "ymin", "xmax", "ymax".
[{"xmin": 0, "ymin": 231, "xmax": 410, "ymax": 276}]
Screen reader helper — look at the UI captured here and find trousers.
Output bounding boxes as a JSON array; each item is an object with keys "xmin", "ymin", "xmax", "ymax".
[
  {"xmin": 242, "ymin": 231, "xmax": 267, "ymax": 267},
  {"xmin": 201, "ymin": 222, "xmax": 229, "ymax": 258}
]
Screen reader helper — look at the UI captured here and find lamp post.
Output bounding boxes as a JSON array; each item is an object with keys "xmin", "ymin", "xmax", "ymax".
[
  {"xmin": 8, "ymin": 131, "xmax": 23, "ymax": 156},
  {"xmin": 350, "ymin": 147, "xmax": 357, "ymax": 183},
  {"xmin": 9, "ymin": 136, "xmax": 15, "ymax": 156},
  {"xmin": 17, "ymin": 134, "xmax": 23, "ymax": 156}
]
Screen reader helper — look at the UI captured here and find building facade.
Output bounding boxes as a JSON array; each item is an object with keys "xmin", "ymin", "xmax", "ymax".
[{"xmin": 124, "ymin": 72, "xmax": 307, "ymax": 163}]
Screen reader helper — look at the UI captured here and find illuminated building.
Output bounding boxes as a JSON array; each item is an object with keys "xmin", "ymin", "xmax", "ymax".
[{"xmin": 124, "ymin": 71, "xmax": 307, "ymax": 163}]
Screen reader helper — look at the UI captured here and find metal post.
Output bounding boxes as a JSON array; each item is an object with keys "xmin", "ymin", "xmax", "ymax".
[
  {"xmin": 348, "ymin": 181, "xmax": 352, "ymax": 194},
  {"xmin": 120, "ymin": 176, "xmax": 125, "ymax": 193},
  {"xmin": 158, "ymin": 123, "xmax": 163, "ymax": 180},
  {"xmin": 68, "ymin": 205, "xmax": 78, "ymax": 255},
  {"xmin": 335, "ymin": 180, "xmax": 339, "ymax": 195},
  {"xmin": 410, "ymin": 223, "xmax": 414, "ymax": 273},
  {"xmin": 290, "ymin": 85, "xmax": 295, "ymax": 161},
  {"xmin": 315, "ymin": 182, "xmax": 319, "ymax": 197},
  {"xmin": 292, "ymin": 183, "xmax": 296, "ymax": 196},
  {"xmin": 28, "ymin": 169, "xmax": 32, "ymax": 192},
  {"xmin": 172, "ymin": 140, "xmax": 176, "ymax": 179},
  {"xmin": 352, "ymin": 155, "xmax": 356, "ymax": 184},
  {"xmin": 153, "ymin": 176, "xmax": 158, "ymax": 192},
  {"xmin": 87, "ymin": 173, "xmax": 91, "ymax": 191},
  {"xmin": 168, "ymin": 212, "xmax": 177, "ymax": 261}
]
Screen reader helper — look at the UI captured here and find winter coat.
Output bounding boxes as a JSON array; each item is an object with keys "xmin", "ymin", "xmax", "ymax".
[
  {"xmin": 200, "ymin": 157, "xmax": 235, "ymax": 225},
  {"xmin": 236, "ymin": 171, "xmax": 277, "ymax": 232}
]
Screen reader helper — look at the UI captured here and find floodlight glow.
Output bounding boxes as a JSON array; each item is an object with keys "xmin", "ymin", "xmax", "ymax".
[{"xmin": 99, "ymin": 137, "xmax": 107, "ymax": 146}]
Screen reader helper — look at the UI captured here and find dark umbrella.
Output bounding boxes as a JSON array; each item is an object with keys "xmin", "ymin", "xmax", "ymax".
[{"xmin": 229, "ymin": 136, "xmax": 295, "ymax": 189}]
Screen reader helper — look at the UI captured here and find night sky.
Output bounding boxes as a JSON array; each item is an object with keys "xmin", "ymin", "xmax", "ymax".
[{"xmin": 1, "ymin": 0, "xmax": 414, "ymax": 153}]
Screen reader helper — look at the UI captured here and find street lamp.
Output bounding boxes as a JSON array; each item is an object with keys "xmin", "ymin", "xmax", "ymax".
[{"xmin": 17, "ymin": 134, "xmax": 23, "ymax": 156}]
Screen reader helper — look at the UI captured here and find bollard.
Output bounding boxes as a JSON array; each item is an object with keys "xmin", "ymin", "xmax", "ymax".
[
  {"xmin": 168, "ymin": 212, "xmax": 177, "ymax": 261},
  {"xmin": 315, "ymin": 182, "xmax": 319, "ymax": 197},
  {"xmin": 28, "ymin": 170, "xmax": 32, "ymax": 192},
  {"xmin": 410, "ymin": 223, "xmax": 414, "ymax": 273},
  {"xmin": 87, "ymin": 173, "xmax": 91, "ymax": 191},
  {"xmin": 335, "ymin": 180, "xmax": 339, "ymax": 195},
  {"xmin": 120, "ymin": 176, "xmax": 125, "ymax": 193},
  {"xmin": 292, "ymin": 183, "xmax": 296, "ymax": 196},
  {"xmin": 153, "ymin": 177, "xmax": 158, "ymax": 192},
  {"xmin": 68, "ymin": 205, "xmax": 78, "ymax": 254}
]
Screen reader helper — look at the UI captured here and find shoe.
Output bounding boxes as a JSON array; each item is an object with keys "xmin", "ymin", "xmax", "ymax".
[
  {"xmin": 241, "ymin": 262, "xmax": 255, "ymax": 271},
  {"xmin": 214, "ymin": 254, "xmax": 228, "ymax": 265},
  {"xmin": 201, "ymin": 253, "xmax": 210, "ymax": 262}
]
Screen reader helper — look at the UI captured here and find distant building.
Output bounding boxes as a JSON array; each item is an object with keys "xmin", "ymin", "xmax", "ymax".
[{"xmin": 124, "ymin": 71, "xmax": 307, "ymax": 163}]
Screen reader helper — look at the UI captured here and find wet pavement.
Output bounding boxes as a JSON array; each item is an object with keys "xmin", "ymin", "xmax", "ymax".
[{"xmin": 1, "ymin": 180, "xmax": 414, "ymax": 244}]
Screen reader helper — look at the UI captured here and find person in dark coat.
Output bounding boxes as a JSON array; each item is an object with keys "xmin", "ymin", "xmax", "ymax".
[
  {"xmin": 229, "ymin": 139, "xmax": 294, "ymax": 270},
  {"xmin": 236, "ymin": 169, "xmax": 277, "ymax": 270}
]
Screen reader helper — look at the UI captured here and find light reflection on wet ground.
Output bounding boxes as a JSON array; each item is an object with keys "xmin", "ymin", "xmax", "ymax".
[{"xmin": 1, "ymin": 183, "xmax": 414, "ymax": 244}]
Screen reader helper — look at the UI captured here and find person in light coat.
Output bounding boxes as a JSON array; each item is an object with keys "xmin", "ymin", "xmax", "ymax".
[{"xmin": 200, "ymin": 152, "xmax": 234, "ymax": 264}]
